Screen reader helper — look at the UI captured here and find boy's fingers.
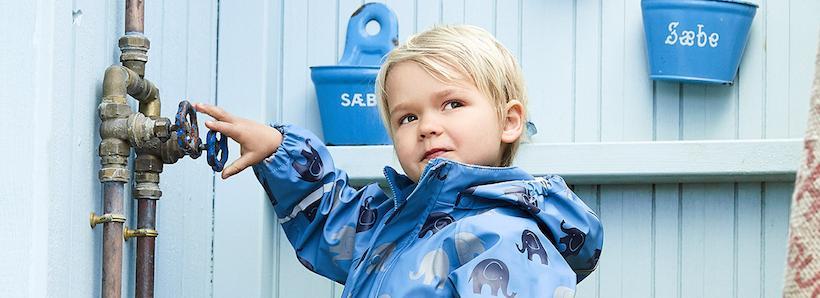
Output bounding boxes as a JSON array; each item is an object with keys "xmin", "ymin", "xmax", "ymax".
[
  {"xmin": 194, "ymin": 103, "xmax": 234, "ymax": 122},
  {"xmin": 221, "ymin": 154, "xmax": 256, "ymax": 179},
  {"xmin": 204, "ymin": 120, "xmax": 239, "ymax": 138}
]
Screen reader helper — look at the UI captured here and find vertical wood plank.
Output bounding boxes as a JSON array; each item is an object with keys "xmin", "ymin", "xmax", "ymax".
[
  {"xmin": 521, "ymin": 0, "xmax": 574, "ymax": 143},
  {"xmin": 653, "ymin": 184, "xmax": 681, "ymax": 298},
  {"xmin": 737, "ymin": 0, "xmax": 766, "ymax": 140},
  {"xmin": 495, "ymin": 0, "xmax": 521, "ymax": 62},
  {"xmin": 575, "ymin": 0, "xmax": 602, "ymax": 142},
  {"xmin": 680, "ymin": 184, "xmax": 706, "ymax": 297},
  {"xmin": 213, "ymin": 0, "xmax": 278, "ymax": 296},
  {"xmin": 441, "ymin": 0, "xmax": 464, "ymax": 24},
  {"xmin": 764, "ymin": 0, "xmax": 790, "ymax": 139},
  {"xmin": 463, "ymin": 0, "xmax": 495, "ymax": 34},
  {"xmin": 415, "ymin": 0, "xmax": 441, "ymax": 32},
  {"xmin": 621, "ymin": 0, "xmax": 654, "ymax": 141},
  {"xmin": 788, "ymin": 0, "xmax": 820, "ymax": 138},
  {"xmin": 763, "ymin": 182, "xmax": 792, "ymax": 297},
  {"xmin": 736, "ymin": 183, "xmax": 762, "ymax": 297},
  {"xmin": 600, "ymin": 0, "xmax": 626, "ymax": 142}
]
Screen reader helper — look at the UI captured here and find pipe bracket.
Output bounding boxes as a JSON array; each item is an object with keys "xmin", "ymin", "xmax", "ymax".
[
  {"xmin": 90, "ymin": 212, "xmax": 127, "ymax": 229},
  {"xmin": 123, "ymin": 228, "xmax": 159, "ymax": 241}
]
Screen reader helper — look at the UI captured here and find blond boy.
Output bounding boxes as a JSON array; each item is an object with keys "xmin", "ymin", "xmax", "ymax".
[{"xmin": 195, "ymin": 25, "xmax": 602, "ymax": 297}]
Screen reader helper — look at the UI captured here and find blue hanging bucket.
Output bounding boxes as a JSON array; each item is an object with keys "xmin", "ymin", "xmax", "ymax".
[
  {"xmin": 310, "ymin": 3, "xmax": 398, "ymax": 145},
  {"xmin": 641, "ymin": 0, "xmax": 757, "ymax": 85}
]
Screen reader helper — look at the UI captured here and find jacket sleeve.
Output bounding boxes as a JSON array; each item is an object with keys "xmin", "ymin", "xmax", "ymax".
[
  {"xmin": 250, "ymin": 124, "xmax": 393, "ymax": 284},
  {"xmin": 534, "ymin": 174, "xmax": 603, "ymax": 283}
]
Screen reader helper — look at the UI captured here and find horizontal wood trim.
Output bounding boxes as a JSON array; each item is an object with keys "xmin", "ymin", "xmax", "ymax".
[{"xmin": 328, "ymin": 139, "xmax": 802, "ymax": 184}]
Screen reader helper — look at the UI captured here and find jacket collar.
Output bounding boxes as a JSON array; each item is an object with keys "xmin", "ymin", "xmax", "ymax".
[{"xmin": 383, "ymin": 158, "xmax": 534, "ymax": 209}]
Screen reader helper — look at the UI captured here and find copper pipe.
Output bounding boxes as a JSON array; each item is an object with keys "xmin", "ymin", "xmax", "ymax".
[
  {"xmin": 135, "ymin": 199, "xmax": 157, "ymax": 298},
  {"xmin": 101, "ymin": 182, "xmax": 125, "ymax": 298},
  {"xmin": 125, "ymin": 0, "xmax": 144, "ymax": 33}
]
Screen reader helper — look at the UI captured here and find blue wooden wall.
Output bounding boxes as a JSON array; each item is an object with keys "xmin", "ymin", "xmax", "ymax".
[{"xmin": 0, "ymin": 0, "xmax": 817, "ymax": 297}]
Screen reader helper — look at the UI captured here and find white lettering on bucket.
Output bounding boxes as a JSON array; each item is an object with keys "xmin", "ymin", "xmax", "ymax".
[
  {"xmin": 340, "ymin": 93, "xmax": 378, "ymax": 107},
  {"xmin": 664, "ymin": 21, "xmax": 719, "ymax": 48}
]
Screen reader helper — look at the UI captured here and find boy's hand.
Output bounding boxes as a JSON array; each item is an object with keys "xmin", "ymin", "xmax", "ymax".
[{"xmin": 192, "ymin": 103, "xmax": 283, "ymax": 179}]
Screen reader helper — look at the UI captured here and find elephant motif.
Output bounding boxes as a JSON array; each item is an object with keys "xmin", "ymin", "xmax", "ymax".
[
  {"xmin": 469, "ymin": 258, "xmax": 516, "ymax": 298},
  {"xmin": 291, "ymin": 139, "xmax": 323, "ymax": 182},
  {"xmin": 366, "ymin": 242, "xmax": 396, "ymax": 273},
  {"xmin": 559, "ymin": 220, "xmax": 586, "ymax": 257},
  {"xmin": 418, "ymin": 212, "xmax": 455, "ymax": 238},
  {"xmin": 553, "ymin": 286, "xmax": 575, "ymax": 298},
  {"xmin": 329, "ymin": 225, "xmax": 357, "ymax": 262},
  {"xmin": 454, "ymin": 232, "xmax": 485, "ymax": 265},
  {"xmin": 409, "ymin": 249, "xmax": 450, "ymax": 289},
  {"xmin": 356, "ymin": 196, "xmax": 378, "ymax": 232},
  {"xmin": 516, "ymin": 229, "xmax": 548, "ymax": 265},
  {"xmin": 504, "ymin": 186, "xmax": 540, "ymax": 214}
]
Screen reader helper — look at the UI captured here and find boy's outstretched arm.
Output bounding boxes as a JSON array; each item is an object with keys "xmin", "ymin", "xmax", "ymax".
[{"xmin": 194, "ymin": 103, "xmax": 390, "ymax": 283}]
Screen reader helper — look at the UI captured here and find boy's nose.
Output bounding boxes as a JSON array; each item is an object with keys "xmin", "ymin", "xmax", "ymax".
[{"xmin": 418, "ymin": 116, "xmax": 443, "ymax": 139}]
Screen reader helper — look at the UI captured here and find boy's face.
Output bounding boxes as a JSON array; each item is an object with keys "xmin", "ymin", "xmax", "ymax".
[{"xmin": 385, "ymin": 61, "xmax": 508, "ymax": 182}]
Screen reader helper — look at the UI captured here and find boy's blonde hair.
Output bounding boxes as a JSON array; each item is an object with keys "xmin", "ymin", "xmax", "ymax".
[{"xmin": 375, "ymin": 25, "xmax": 528, "ymax": 167}]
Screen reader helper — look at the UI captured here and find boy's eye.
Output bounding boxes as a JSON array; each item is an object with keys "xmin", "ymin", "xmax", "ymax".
[
  {"xmin": 399, "ymin": 114, "xmax": 417, "ymax": 125},
  {"xmin": 443, "ymin": 100, "xmax": 463, "ymax": 110}
]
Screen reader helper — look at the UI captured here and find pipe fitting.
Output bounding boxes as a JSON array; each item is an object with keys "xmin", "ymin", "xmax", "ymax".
[
  {"xmin": 99, "ymin": 138, "xmax": 131, "ymax": 182},
  {"xmin": 124, "ymin": 228, "xmax": 158, "ymax": 241},
  {"xmin": 119, "ymin": 34, "xmax": 150, "ymax": 77},
  {"xmin": 128, "ymin": 113, "xmax": 166, "ymax": 149},
  {"xmin": 90, "ymin": 212, "xmax": 127, "ymax": 229}
]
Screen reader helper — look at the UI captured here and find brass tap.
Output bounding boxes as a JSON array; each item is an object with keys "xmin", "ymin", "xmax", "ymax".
[
  {"xmin": 90, "ymin": 212, "xmax": 127, "ymax": 229},
  {"xmin": 123, "ymin": 227, "xmax": 159, "ymax": 241}
]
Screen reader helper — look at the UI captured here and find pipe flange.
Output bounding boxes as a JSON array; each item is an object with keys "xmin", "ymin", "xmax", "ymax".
[
  {"xmin": 123, "ymin": 228, "xmax": 158, "ymax": 241},
  {"xmin": 90, "ymin": 212, "xmax": 127, "ymax": 229}
]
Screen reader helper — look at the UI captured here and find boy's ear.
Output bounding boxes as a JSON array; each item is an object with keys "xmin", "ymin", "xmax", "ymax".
[{"xmin": 500, "ymin": 99, "xmax": 524, "ymax": 144}]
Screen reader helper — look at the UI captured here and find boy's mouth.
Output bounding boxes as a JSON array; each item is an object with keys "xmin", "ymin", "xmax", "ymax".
[{"xmin": 422, "ymin": 148, "xmax": 450, "ymax": 162}]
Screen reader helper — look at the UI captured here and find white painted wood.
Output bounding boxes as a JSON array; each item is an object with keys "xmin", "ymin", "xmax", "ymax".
[
  {"xmin": 213, "ymin": 0, "xmax": 279, "ymax": 297},
  {"xmin": 653, "ymin": 184, "xmax": 681, "ymax": 297},
  {"xmin": 1, "ymin": 0, "xmax": 817, "ymax": 297},
  {"xmin": 329, "ymin": 139, "xmax": 802, "ymax": 184},
  {"xmin": 575, "ymin": 0, "xmax": 602, "ymax": 142}
]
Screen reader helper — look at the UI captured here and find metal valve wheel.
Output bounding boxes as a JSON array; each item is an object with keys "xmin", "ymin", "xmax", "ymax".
[
  {"xmin": 175, "ymin": 100, "xmax": 202, "ymax": 159},
  {"xmin": 206, "ymin": 130, "xmax": 228, "ymax": 172},
  {"xmin": 175, "ymin": 100, "xmax": 229, "ymax": 172}
]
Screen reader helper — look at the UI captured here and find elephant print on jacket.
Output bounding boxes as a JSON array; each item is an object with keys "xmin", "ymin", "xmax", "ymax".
[
  {"xmin": 559, "ymin": 220, "xmax": 586, "ymax": 257},
  {"xmin": 291, "ymin": 139, "xmax": 323, "ymax": 182},
  {"xmin": 329, "ymin": 225, "xmax": 356, "ymax": 262},
  {"xmin": 504, "ymin": 186, "xmax": 540, "ymax": 214},
  {"xmin": 516, "ymin": 229, "xmax": 548, "ymax": 265},
  {"xmin": 454, "ymin": 232, "xmax": 485, "ymax": 265},
  {"xmin": 409, "ymin": 249, "xmax": 450, "ymax": 289},
  {"xmin": 356, "ymin": 196, "xmax": 378, "ymax": 232},
  {"xmin": 469, "ymin": 258, "xmax": 516, "ymax": 298},
  {"xmin": 418, "ymin": 212, "xmax": 455, "ymax": 238}
]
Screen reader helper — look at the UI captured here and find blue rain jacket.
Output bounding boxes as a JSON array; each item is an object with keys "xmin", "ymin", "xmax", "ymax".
[{"xmin": 251, "ymin": 124, "xmax": 603, "ymax": 298}]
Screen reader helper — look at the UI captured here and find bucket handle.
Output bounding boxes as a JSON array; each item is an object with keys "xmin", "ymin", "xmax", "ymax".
[{"xmin": 338, "ymin": 3, "xmax": 398, "ymax": 66}]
